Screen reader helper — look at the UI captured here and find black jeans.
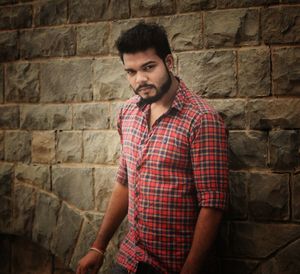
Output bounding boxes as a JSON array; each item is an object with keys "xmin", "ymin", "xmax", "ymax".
[{"xmin": 111, "ymin": 262, "xmax": 161, "ymax": 274}]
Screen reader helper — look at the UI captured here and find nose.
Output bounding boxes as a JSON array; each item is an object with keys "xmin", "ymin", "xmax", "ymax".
[{"xmin": 135, "ymin": 71, "xmax": 148, "ymax": 86}]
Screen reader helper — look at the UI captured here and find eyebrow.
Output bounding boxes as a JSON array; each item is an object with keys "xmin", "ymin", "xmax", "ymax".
[{"xmin": 124, "ymin": 61, "xmax": 157, "ymax": 72}]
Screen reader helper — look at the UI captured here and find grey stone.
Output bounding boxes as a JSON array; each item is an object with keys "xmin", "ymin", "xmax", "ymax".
[
  {"xmin": 73, "ymin": 103, "xmax": 110, "ymax": 129},
  {"xmin": 248, "ymin": 173, "xmax": 289, "ymax": 221},
  {"xmin": 218, "ymin": 0, "xmax": 279, "ymax": 8},
  {"xmin": 32, "ymin": 131, "xmax": 56, "ymax": 164},
  {"xmin": 0, "ymin": 163, "xmax": 14, "ymax": 197},
  {"xmin": 34, "ymin": 0, "xmax": 67, "ymax": 26},
  {"xmin": 0, "ymin": 65, "xmax": 3, "ymax": 103},
  {"xmin": 229, "ymin": 131, "xmax": 268, "ymax": 169},
  {"xmin": 52, "ymin": 167, "xmax": 94, "ymax": 210},
  {"xmin": 0, "ymin": 31, "xmax": 18, "ymax": 62},
  {"xmin": 6, "ymin": 63, "xmax": 40, "ymax": 103},
  {"xmin": 178, "ymin": 51, "xmax": 237, "ymax": 97},
  {"xmin": 110, "ymin": 102, "xmax": 123, "ymax": 129},
  {"xmin": 83, "ymin": 131, "xmax": 120, "ymax": 164},
  {"xmin": 57, "ymin": 131, "xmax": 82, "ymax": 163},
  {"xmin": 293, "ymin": 173, "xmax": 300, "ymax": 220},
  {"xmin": 272, "ymin": 47, "xmax": 300, "ymax": 96},
  {"xmin": 0, "ymin": 197, "xmax": 11, "ymax": 233},
  {"xmin": 32, "ymin": 191, "xmax": 61, "ymax": 250},
  {"xmin": 248, "ymin": 99, "xmax": 300, "ymax": 129},
  {"xmin": 270, "ymin": 130, "xmax": 299, "ymax": 170},
  {"xmin": 238, "ymin": 48, "xmax": 270, "ymax": 97},
  {"xmin": 262, "ymin": 6, "xmax": 300, "ymax": 44},
  {"xmin": 0, "ymin": 131, "xmax": 3, "ymax": 160},
  {"xmin": 5, "ymin": 131, "xmax": 31, "ymax": 163},
  {"xmin": 69, "ymin": 0, "xmax": 129, "ymax": 23},
  {"xmin": 178, "ymin": 0, "xmax": 216, "ymax": 12},
  {"xmin": 0, "ymin": 5, "xmax": 32, "ymax": 30},
  {"xmin": 131, "ymin": 0, "xmax": 175, "ymax": 17},
  {"xmin": 13, "ymin": 184, "xmax": 35, "ymax": 236},
  {"xmin": 20, "ymin": 104, "xmax": 72, "ymax": 130},
  {"xmin": 77, "ymin": 22, "xmax": 109, "ymax": 55},
  {"xmin": 51, "ymin": 202, "xmax": 83, "ymax": 264},
  {"xmin": 15, "ymin": 163, "xmax": 50, "ymax": 191},
  {"xmin": 0, "ymin": 106, "xmax": 19, "ymax": 129},
  {"xmin": 93, "ymin": 58, "xmax": 132, "ymax": 101},
  {"xmin": 221, "ymin": 259, "xmax": 259, "ymax": 274},
  {"xmin": 230, "ymin": 222, "xmax": 300, "ymax": 258},
  {"xmin": 207, "ymin": 99, "xmax": 246, "ymax": 129},
  {"xmin": 253, "ymin": 238, "xmax": 300, "ymax": 274},
  {"xmin": 20, "ymin": 27, "xmax": 76, "ymax": 59},
  {"xmin": 151, "ymin": 14, "xmax": 203, "ymax": 51},
  {"xmin": 205, "ymin": 9, "xmax": 259, "ymax": 48},
  {"xmin": 40, "ymin": 60, "xmax": 92, "ymax": 103},
  {"xmin": 228, "ymin": 171, "xmax": 248, "ymax": 219},
  {"xmin": 94, "ymin": 167, "xmax": 117, "ymax": 212}
]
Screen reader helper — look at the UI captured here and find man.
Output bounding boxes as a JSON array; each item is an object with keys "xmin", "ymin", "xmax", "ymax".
[{"xmin": 76, "ymin": 22, "xmax": 228, "ymax": 274}]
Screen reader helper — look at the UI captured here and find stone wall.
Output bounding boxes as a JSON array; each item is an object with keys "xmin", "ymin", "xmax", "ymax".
[{"xmin": 0, "ymin": 0, "xmax": 299, "ymax": 273}]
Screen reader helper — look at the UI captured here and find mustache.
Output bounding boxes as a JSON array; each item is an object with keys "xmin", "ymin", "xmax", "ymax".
[{"xmin": 135, "ymin": 84, "xmax": 156, "ymax": 93}]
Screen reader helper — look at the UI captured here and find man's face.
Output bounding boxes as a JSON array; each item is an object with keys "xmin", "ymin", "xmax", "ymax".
[{"xmin": 123, "ymin": 48, "xmax": 172, "ymax": 104}]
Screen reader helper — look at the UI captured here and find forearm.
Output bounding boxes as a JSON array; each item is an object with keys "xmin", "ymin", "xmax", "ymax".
[
  {"xmin": 181, "ymin": 207, "xmax": 223, "ymax": 274},
  {"xmin": 92, "ymin": 182, "xmax": 128, "ymax": 251}
]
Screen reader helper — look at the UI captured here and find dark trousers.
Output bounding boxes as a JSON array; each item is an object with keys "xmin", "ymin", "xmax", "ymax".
[{"xmin": 111, "ymin": 262, "xmax": 161, "ymax": 274}]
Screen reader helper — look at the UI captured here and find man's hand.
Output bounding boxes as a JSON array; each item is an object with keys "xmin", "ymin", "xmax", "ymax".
[{"xmin": 76, "ymin": 251, "xmax": 104, "ymax": 274}]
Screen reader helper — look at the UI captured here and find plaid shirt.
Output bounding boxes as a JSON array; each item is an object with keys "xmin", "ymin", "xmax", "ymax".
[{"xmin": 115, "ymin": 80, "xmax": 228, "ymax": 273}]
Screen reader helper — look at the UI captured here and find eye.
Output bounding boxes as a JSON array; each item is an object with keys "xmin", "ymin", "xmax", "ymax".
[
  {"xmin": 143, "ymin": 64, "xmax": 155, "ymax": 71},
  {"xmin": 126, "ymin": 70, "xmax": 135, "ymax": 76}
]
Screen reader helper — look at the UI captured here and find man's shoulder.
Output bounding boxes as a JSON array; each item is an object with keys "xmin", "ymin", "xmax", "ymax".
[{"xmin": 119, "ymin": 95, "xmax": 140, "ymax": 114}]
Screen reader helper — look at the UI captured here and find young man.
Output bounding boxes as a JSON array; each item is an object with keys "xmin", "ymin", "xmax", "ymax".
[{"xmin": 76, "ymin": 22, "xmax": 228, "ymax": 274}]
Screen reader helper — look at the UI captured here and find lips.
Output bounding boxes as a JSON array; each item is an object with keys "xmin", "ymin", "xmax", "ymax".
[{"xmin": 137, "ymin": 85, "xmax": 155, "ymax": 93}]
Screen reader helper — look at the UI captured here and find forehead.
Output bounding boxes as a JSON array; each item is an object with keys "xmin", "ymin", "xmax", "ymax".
[{"xmin": 123, "ymin": 48, "xmax": 162, "ymax": 68}]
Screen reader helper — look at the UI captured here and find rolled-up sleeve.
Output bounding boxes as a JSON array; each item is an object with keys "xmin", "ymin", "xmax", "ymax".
[{"xmin": 190, "ymin": 112, "xmax": 229, "ymax": 210}]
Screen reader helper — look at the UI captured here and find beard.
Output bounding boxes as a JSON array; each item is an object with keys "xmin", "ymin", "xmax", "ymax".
[{"xmin": 134, "ymin": 69, "xmax": 172, "ymax": 105}]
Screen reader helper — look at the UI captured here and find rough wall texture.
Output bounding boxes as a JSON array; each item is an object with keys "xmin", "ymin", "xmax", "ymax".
[{"xmin": 0, "ymin": 0, "xmax": 299, "ymax": 274}]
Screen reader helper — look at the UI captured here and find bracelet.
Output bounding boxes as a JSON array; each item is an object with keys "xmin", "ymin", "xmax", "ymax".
[{"xmin": 89, "ymin": 247, "xmax": 105, "ymax": 257}]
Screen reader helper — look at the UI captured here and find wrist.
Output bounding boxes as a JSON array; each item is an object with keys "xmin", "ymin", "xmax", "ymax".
[{"xmin": 89, "ymin": 246, "xmax": 105, "ymax": 257}]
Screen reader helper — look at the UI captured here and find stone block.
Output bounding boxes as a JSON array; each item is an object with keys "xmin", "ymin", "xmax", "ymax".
[
  {"xmin": 0, "ymin": 235, "xmax": 11, "ymax": 273},
  {"xmin": 221, "ymin": 259, "xmax": 259, "ymax": 274},
  {"xmin": 178, "ymin": 51, "xmax": 237, "ymax": 97},
  {"xmin": 51, "ymin": 202, "xmax": 83, "ymax": 264},
  {"xmin": 20, "ymin": 104, "xmax": 72, "ymax": 130},
  {"xmin": 15, "ymin": 163, "xmax": 50, "ymax": 190},
  {"xmin": 57, "ymin": 131, "xmax": 82, "ymax": 163},
  {"xmin": 0, "ymin": 132, "xmax": 3, "ymax": 160},
  {"xmin": 94, "ymin": 167, "xmax": 117, "ymax": 212},
  {"xmin": 0, "ymin": 106, "xmax": 19, "ymax": 129},
  {"xmin": 270, "ymin": 130, "xmax": 299, "ymax": 170},
  {"xmin": 20, "ymin": 27, "xmax": 75, "ymax": 59},
  {"xmin": 52, "ymin": 167, "xmax": 93, "ymax": 210},
  {"xmin": 0, "ymin": 163, "xmax": 13, "ymax": 197},
  {"xmin": 248, "ymin": 172, "xmax": 289, "ymax": 221},
  {"xmin": 178, "ymin": 0, "xmax": 216, "ymax": 12},
  {"xmin": 13, "ymin": 184, "xmax": 35, "ymax": 236},
  {"xmin": 0, "ymin": 65, "xmax": 3, "ymax": 103},
  {"xmin": 69, "ymin": 0, "xmax": 129, "ymax": 23},
  {"xmin": 253, "ymin": 238, "xmax": 300, "ymax": 274},
  {"xmin": 207, "ymin": 99, "xmax": 246, "ymax": 129},
  {"xmin": 83, "ymin": 131, "xmax": 120, "ymax": 164},
  {"xmin": 0, "ymin": 31, "xmax": 18, "ymax": 62},
  {"xmin": 131, "ymin": 0, "xmax": 175, "ymax": 17},
  {"xmin": 151, "ymin": 14, "xmax": 202, "ymax": 51},
  {"xmin": 110, "ymin": 102, "xmax": 123, "ymax": 129},
  {"xmin": 228, "ymin": 171, "xmax": 248, "ymax": 219},
  {"xmin": 205, "ymin": 9, "xmax": 259, "ymax": 48},
  {"xmin": 34, "ymin": 0, "xmax": 67, "ymax": 26},
  {"xmin": 77, "ymin": 22, "xmax": 109, "ymax": 55},
  {"xmin": 0, "ymin": 197, "xmax": 11, "ymax": 233},
  {"xmin": 32, "ymin": 131, "xmax": 55, "ymax": 164},
  {"xmin": 5, "ymin": 131, "xmax": 31, "ymax": 163},
  {"xmin": 229, "ymin": 131, "xmax": 267, "ymax": 169},
  {"xmin": 272, "ymin": 47, "xmax": 300, "ymax": 96},
  {"xmin": 0, "ymin": 5, "xmax": 32, "ymax": 30},
  {"xmin": 238, "ymin": 48, "xmax": 270, "ymax": 97},
  {"xmin": 32, "ymin": 191, "xmax": 60, "ymax": 250},
  {"xmin": 248, "ymin": 99, "xmax": 300, "ymax": 129},
  {"xmin": 230, "ymin": 222, "xmax": 300, "ymax": 258},
  {"xmin": 293, "ymin": 173, "xmax": 300, "ymax": 221},
  {"xmin": 12, "ymin": 236, "xmax": 52, "ymax": 274},
  {"xmin": 93, "ymin": 58, "xmax": 132, "ymax": 101},
  {"xmin": 6, "ymin": 63, "xmax": 40, "ymax": 103},
  {"xmin": 218, "ymin": 0, "xmax": 279, "ymax": 8},
  {"xmin": 73, "ymin": 103, "xmax": 110, "ymax": 129},
  {"xmin": 262, "ymin": 6, "xmax": 300, "ymax": 44},
  {"xmin": 40, "ymin": 60, "xmax": 92, "ymax": 103}
]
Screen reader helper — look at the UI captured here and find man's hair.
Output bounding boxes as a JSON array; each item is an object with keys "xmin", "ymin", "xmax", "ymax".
[{"xmin": 115, "ymin": 22, "xmax": 172, "ymax": 62}]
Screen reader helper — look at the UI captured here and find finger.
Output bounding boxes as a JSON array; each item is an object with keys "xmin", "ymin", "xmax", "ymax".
[
  {"xmin": 76, "ymin": 265, "xmax": 81, "ymax": 274},
  {"xmin": 91, "ymin": 267, "xmax": 100, "ymax": 274}
]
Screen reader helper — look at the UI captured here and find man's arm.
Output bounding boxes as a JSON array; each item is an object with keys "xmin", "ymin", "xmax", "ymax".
[
  {"xmin": 180, "ymin": 207, "xmax": 223, "ymax": 274},
  {"xmin": 76, "ymin": 181, "xmax": 128, "ymax": 274}
]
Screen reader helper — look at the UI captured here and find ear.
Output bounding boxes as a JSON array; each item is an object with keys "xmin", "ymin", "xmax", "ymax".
[{"xmin": 165, "ymin": 54, "xmax": 174, "ymax": 70}]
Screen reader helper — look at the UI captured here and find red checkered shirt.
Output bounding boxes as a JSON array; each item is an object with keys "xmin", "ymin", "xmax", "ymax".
[{"xmin": 115, "ymin": 80, "xmax": 228, "ymax": 273}]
